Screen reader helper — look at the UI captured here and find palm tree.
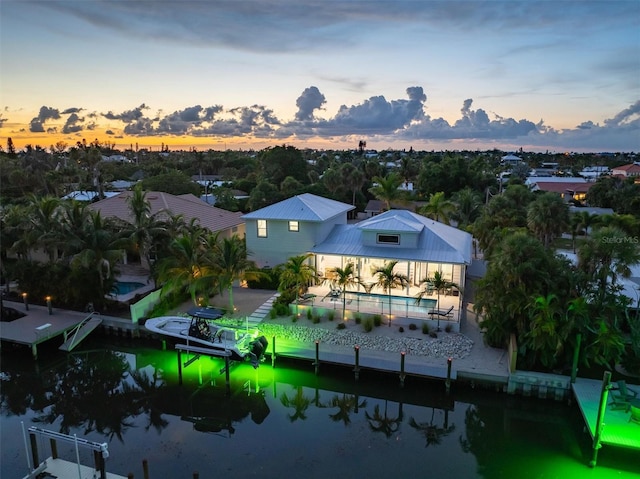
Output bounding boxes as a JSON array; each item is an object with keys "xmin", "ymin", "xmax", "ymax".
[
  {"xmin": 451, "ymin": 187, "xmax": 482, "ymax": 228},
  {"xmin": 419, "ymin": 191, "xmax": 455, "ymax": 225},
  {"xmin": 278, "ymin": 253, "xmax": 318, "ymax": 316},
  {"xmin": 208, "ymin": 235, "xmax": 260, "ymax": 313},
  {"xmin": 526, "ymin": 192, "xmax": 569, "ymax": 248},
  {"xmin": 155, "ymin": 228, "xmax": 215, "ymax": 305},
  {"xmin": 371, "ymin": 260, "xmax": 408, "ymax": 327},
  {"xmin": 415, "ymin": 270, "xmax": 459, "ymax": 331},
  {"xmin": 524, "ymin": 294, "xmax": 570, "ymax": 369},
  {"xmin": 340, "ymin": 163, "xmax": 366, "ymax": 206},
  {"xmin": 331, "ymin": 262, "xmax": 359, "ymax": 321},
  {"xmin": 368, "ymin": 172, "xmax": 405, "ymax": 211},
  {"xmin": 328, "ymin": 394, "xmax": 367, "ymax": 426},
  {"xmin": 124, "ymin": 184, "xmax": 167, "ymax": 276}
]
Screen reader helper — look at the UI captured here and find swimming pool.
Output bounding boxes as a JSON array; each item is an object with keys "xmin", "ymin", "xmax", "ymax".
[
  {"xmin": 343, "ymin": 291, "xmax": 436, "ymax": 315},
  {"xmin": 111, "ymin": 281, "xmax": 146, "ymax": 295}
]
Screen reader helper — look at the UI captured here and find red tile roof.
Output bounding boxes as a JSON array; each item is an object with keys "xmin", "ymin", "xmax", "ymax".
[{"xmin": 532, "ymin": 182, "xmax": 595, "ymax": 193}]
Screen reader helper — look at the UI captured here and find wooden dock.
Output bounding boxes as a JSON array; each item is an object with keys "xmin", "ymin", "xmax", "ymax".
[
  {"xmin": 24, "ymin": 457, "xmax": 128, "ymax": 479},
  {"xmin": 571, "ymin": 377, "xmax": 640, "ymax": 451},
  {"xmin": 1, "ymin": 301, "xmax": 102, "ymax": 358}
]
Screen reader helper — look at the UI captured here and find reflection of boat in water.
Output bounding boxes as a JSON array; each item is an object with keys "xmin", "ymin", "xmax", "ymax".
[
  {"xmin": 145, "ymin": 309, "xmax": 268, "ymax": 367},
  {"xmin": 181, "ymin": 381, "xmax": 271, "ymax": 437}
]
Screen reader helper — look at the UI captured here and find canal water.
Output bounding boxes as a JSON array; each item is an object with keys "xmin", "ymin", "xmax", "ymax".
[{"xmin": 1, "ymin": 337, "xmax": 638, "ymax": 479}]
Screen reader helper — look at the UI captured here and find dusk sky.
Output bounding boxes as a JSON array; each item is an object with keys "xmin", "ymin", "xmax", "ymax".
[{"xmin": 1, "ymin": 1, "xmax": 639, "ymax": 153}]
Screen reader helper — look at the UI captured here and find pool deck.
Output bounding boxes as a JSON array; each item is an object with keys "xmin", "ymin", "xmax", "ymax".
[{"xmin": 571, "ymin": 377, "xmax": 640, "ymax": 451}]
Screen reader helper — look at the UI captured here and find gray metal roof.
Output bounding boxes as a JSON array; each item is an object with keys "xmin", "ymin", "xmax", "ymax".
[
  {"xmin": 312, "ymin": 210, "xmax": 473, "ymax": 265},
  {"xmin": 242, "ymin": 193, "xmax": 354, "ymax": 222}
]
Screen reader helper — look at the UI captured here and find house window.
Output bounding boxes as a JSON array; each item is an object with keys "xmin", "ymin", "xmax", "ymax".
[
  {"xmin": 288, "ymin": 221, "xmax": 299, "ymax": 232},
  {"xmin": 257, "ymin": 220, "xmax": 267, "ymax": 238},
  {"xmin": 377, "ymin": 234, "xmax": 400, "ymax": 245}
]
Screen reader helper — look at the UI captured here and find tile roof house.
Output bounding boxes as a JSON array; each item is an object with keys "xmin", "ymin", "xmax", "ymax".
[
  {"xmin": 242, "ymin": 193, "xmax": 355, "ymax": 268},
  {"xmin": 88, "ymin": 190, "xmax": 244, "ymax": 238},
  {"xmin": 611, "ymin": 163, "xmax": 640, "ymax": 178},
  {"xmin": 526, "ymin": 177, "xmax": 594, "ymax": 203}
]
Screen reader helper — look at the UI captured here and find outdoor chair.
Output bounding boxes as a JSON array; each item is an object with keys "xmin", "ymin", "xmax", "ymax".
[{"xmin": 427, "ymin": 305, "xmax": 454, "ymax": 318}]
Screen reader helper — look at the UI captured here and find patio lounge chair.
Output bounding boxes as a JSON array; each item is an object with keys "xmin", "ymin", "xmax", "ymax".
[{"xmin": 427, "ymin": 306, "xmax": 454, "ymax": 318}]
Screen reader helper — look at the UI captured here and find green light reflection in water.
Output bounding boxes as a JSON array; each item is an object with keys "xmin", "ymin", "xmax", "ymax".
[{"xmin": 1, "ymin": 341, "xmax": 638, "ymax": 479}]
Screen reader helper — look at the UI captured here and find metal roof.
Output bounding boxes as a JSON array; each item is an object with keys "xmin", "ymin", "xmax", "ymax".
[
  {"xmin": 242, "ymin": 193, "xmax": 354, "ymax": 222},
  {"xmin": 312, "ymin": 209, "xmax": 472, "ymax": 265}
]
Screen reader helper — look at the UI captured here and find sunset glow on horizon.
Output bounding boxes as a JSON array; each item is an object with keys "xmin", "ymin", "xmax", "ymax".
[{"xmin": 1, "ymin": 1, "xmax": 638, "ymax": 153}]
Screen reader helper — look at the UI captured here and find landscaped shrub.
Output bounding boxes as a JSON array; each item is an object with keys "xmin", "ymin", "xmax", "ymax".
[
  {"xmin": 292, "ymin": 315, "xmax": 298, "ymax": 323},
  {"xmin": 312, "ymin": 314, "xmax": 321, "ymax": 324},
  {"xmin": 445, "ymin": 323, "xmax": 453, "ymax": 333},
  {"xmin": 246, "ymin": 266, "xmax": 282, "ymax": 290},
  {"xmin": 307, "ymin": 309, "xmax": 313, "ymax": 320},
  {"xmin": 354, "ymin": 314, "xmax": 362, "ymax": 324},
  {"xmin": 429, "ymin": 331, "xmax": 438, "ymax": 338},
  {"xmin": 269, "ymin": 308, "xmax": 277, "ymax": 319},
  {"xmin": 409, "ymin": 323, "xmax": 417, "ymax": 331},
  {"xmin": 336, "ymin": 322, "xmax": 346, "ymax": 330},
  {"xmin": 327, "ymin": 310, "xmax": 335, "ymax": 321},
  {"xmin": 373, "ymin": 314, "xmax": 382, "ymax": 327},
  {"xmin": 422, "ymin": 323, "xmax": 430, "ymax": 335},
  {"xmin": 274, "ymin": 302, "xmax": 290, "ymax": 317},
  {"xmin": 399, "ymin": 326, "xmax": 404, "ymax": 333},
  {"xmin": 363, "ymin": 318, "xmax": 374, "ymax": 332}
]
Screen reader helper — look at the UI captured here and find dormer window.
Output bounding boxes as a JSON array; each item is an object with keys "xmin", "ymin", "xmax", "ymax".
[{"xmin": 377, "ymin": 234, "xmax": 400, "ymax": 245}]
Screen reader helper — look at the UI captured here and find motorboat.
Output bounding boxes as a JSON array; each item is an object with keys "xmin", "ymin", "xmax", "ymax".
[{"xmin": 144, "ymin": 310, "xmax": 268, "ymax": 368}]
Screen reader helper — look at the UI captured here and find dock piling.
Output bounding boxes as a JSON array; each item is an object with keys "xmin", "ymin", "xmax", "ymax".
[
  {"xmin": 399, "ymin": 351, "xmax": 406, "ymax": 388},
  {"xmin": 314, "ymin": 340, "xmax": 320, "ymax": 375},
  {"xmin": 143, "ymin": 458, "xmax": 150, "ymax": 479},
  {"xmin": 353, "ymin": 345, "xmax": 360, "ymax": 381},
  {"xmin": 446, "ymin": 358, "xmax": 452, "ymax": 394},
  {"xmin": 589, "ymin": 370, "xmax": 612, "ymax": 468},
  {"xmin": 271, "ymin": 335, "xmax": 276, "ymax": 367}
]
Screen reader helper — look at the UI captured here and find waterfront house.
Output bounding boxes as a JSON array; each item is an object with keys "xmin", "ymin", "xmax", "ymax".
[{"xmin": 245, "ymin": 194, "xmax": 472, "ymax": 329}]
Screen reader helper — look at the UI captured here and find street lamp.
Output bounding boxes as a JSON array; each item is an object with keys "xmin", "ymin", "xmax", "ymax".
[
  {"xmin": 22, "ymin": 292, "xmax": 29, "ymax": 311},
  {"xmin": 45, "ymin": 296, "xmax": 52, "ymax": 315}
]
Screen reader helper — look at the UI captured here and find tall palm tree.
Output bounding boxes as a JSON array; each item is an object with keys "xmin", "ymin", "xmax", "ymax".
[
  {"xmin": 331, "ymin": 262, "xmax": 359, "ymax": 321},
  {"xmin": 451, "ymin": 187, "xmax": 482, "ymax": 228},
  {"xmin": 279, "ymin": 253, "xmax": 318, "ymax": 316},
  {"xmin": 408, "ymin": 408, "xmax": 456, "ymax": 447},
  {"xmin": 124, "ymin": 184, "xmax": 167, "ymax": 276},
  {"xmin": 68, "ymin": 210, "xmax": 126, "ymax": 306},
  {"xmin": 415, "ymin": 270, "xmax": 459, "ymax": 331},
  {"xmin": 526, "ymin": 192, "xmax": 569, "ymax": 248},
  {"xmin": 524, "ymin": 294, "xmax": 570, "ymax": 369},
  {"xmin": 155, "ymin": 228, "xmax": 215, "ymax": 306},
  {"xmin": 368, "ymin": 172, "xmax": 405, "ymax": 211},
  {"xmin": 371, "ymin": 260, "xmax": 408, "ymax": 327},
  {"xmin": 419, "ymin": 191, "xmax": 455, "ymax": 225},
  {"xmin": 208, "ymin": 234, "xmax": 260, "ymax": 313}
]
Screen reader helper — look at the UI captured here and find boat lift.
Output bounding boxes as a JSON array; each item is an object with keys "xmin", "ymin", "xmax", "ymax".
[{"xmin": 175, "ymin": 343, "xmax": 234, "ymax": 394}]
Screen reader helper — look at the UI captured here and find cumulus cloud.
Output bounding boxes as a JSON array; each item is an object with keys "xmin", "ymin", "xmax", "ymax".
[
  {"xmin": 29, "ymin": 106, "xmax": 61, "ymax": 132},
  {"xmin": 295, "ymin": 86, "xmax": 326, "ymax": 121},
  {"xmin": 17, "ymin": 87, "xmax": 640, "ymax": 151}
]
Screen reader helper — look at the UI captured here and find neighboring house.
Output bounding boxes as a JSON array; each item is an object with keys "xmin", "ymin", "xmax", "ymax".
[
  {"xmin": 501, "ymin": 153, "xmax": 524, "ymax": 166},
  {"xmin": 526, "ymin": 177, "xmax": 593, "ymax": 203},
  {"xmin": 242, "ymin": 193, "xmax": 355, "ymax": 268},
  {"xmin": 611, "ymin": 163, "xmax": 640, "ymax": 179},
  {"xmin": 363, "ymin": 199, "xmax": 415, "ymax": 219},
  {"xmin": 88, "ymin": 190, "xmax": 245, "ymax": 240},
  {"xmin": 578, "ymin": 166, "xmax": 610, "ymax": 180}
]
